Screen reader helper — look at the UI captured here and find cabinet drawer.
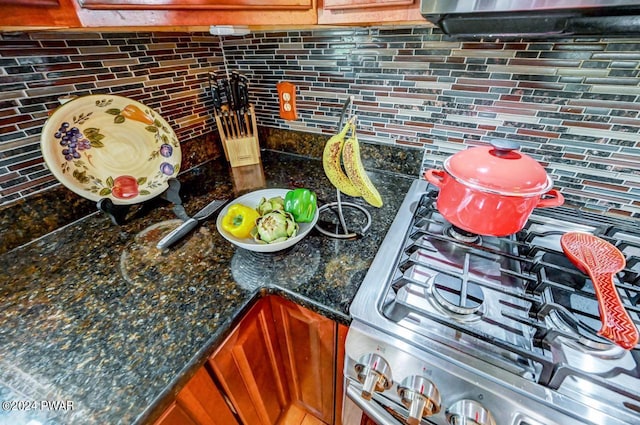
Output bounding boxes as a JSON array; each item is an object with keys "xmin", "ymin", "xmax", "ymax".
[
  {"xmin": 323, "ymin": 0, "xmax": 413, "ymax": 10},
  {"xmin": 79, "ymin": 0, "xmax": 313, "ymax": 10}
]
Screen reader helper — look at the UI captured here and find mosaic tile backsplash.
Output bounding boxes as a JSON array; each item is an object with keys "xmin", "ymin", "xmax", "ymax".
[{"xmin": 1, "ymin": 27, "xmax": 639, "ymax": 226}]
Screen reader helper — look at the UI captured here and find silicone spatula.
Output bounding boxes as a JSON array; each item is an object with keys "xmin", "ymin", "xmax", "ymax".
[{"xmin": 560, "ymin": 232, "xmax": 639, "ymax": 350}]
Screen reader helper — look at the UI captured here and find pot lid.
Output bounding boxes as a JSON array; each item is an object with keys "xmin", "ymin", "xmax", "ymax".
[{"xmin": 444, "ymin": 139, "xmax": 552, "ymax": 196}]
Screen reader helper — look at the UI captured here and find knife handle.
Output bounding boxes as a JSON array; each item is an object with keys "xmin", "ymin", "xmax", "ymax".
[{"xmin": 156, "ymin": 218, "xmax": 198, "ymax": 250}]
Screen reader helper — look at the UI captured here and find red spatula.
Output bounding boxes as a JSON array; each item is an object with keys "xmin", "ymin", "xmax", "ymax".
[{"xmin": 560, "ymin": 232, "xmax": 639, "ymax": 350}]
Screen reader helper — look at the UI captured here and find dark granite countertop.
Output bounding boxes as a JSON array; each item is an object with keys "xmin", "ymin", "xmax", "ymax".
[{"xmin": 0, "ymin": 151, "xmax": 414, "ymax": 425}]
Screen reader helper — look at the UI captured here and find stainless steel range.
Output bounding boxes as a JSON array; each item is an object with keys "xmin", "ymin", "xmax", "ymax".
[{"xmin": 343, "ymin": 178, "xmax": 640, "ymax": 425}]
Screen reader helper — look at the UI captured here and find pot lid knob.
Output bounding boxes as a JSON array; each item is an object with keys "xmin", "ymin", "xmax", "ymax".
[{"xmin": 489, "ymin": 139, "xmax": 520, "ymax": 156}]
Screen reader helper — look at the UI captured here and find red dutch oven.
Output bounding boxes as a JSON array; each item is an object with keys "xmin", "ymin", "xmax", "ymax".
[{"xmin": 424, "ymin": 139, "xmax": 564, "ymax": 236}]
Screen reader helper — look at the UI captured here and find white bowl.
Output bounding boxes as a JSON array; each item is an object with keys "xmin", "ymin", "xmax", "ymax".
[{"xmin": 216, "ymin": 188, "xmax": 319, "ymax": 253}]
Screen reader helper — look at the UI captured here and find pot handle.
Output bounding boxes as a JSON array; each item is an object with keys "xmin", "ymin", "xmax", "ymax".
[
  {"xmin": 536, "ymin": 189, "xmax": 564, "ymax": 208},
  {"xmin": 423, "ymin": 169, "xmax": 445, "ymax": 187}
]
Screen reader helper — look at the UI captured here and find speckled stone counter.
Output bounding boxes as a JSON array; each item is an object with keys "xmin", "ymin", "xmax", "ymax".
[{"xmin": 0, "ymin": 151, "xmax": 415, "ymax": 425}]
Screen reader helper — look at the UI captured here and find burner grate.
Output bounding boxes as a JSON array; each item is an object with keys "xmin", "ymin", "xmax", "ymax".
[
  {"xmin": 350, "ymin": 179, "xmax": 640, "ymax": 425},
  {"xmin": 381, "ymin": 188, "xmax": 640, "ymax": 392}
]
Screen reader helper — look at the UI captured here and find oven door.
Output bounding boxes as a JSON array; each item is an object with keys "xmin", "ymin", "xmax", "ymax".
[{"xmin": 343, "ymin": 380, "xmax": 423, "ymax": 425}]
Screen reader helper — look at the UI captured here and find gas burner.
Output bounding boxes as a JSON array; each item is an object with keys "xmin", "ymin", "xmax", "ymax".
[
  {"xmin": 430, "ymin": 274, "xmax": 485, "ymax": 318},
  {"xmin": 542, "ymin": 305, "xmax": 625, "ymax": 355},
  {"xmin": 446, "ymin": 225, "xmax": 482, "ymax": 244}
]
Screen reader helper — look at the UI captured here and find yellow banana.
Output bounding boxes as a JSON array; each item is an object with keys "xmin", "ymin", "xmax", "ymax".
[
  {"xmin": 342, "ymin": 124, "xmax": 383, "ymax": 208},
  {"xmin": 322, "ymin": 119, "xmax": 361, "ymax": 197}
]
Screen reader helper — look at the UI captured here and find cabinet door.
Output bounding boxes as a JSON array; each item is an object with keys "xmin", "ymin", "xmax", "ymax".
[
  {"xmin": 75, "ymin": 0, "xmax": 317, "ymax": 27},
  {"xmin": 154, "ymin": 402, "xmax": 198, "ymax": 425},
  {"xmin": 335, "ymin": 323, "xmax": 348, "ymax": 425},
  {"xmin": 318, "ymin": 0, "xmax": 423, "ymax": 24},
  {"xmin": 209, "ymin": 299, "xmax": 290, "ymax": 425},
  {"xmin": 0, "ymin": 0, "xmax": 80, "ymax": 29},
  {"xmin": 1, "ymin": 0, "xmax": 58, "ymax": 5},
  {"xmin": 270, "ymin": 296, "xmax": 337, "ymax": 424},
  {"xmin": 79, "ymin": 0, "xmax": 312, "ymax": 10},
  {"xmin": 176, "ymin": 366, "xmax": 240, "ymax": 425},
  {"xmin": 323, "ymin": 0, "xmax": 413, "ymax": 9}
]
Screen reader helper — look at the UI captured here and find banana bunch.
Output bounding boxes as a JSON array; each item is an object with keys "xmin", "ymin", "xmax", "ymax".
[{"xmin": 322, "ymin": 118, "xmax": 383, "ymax": 208}]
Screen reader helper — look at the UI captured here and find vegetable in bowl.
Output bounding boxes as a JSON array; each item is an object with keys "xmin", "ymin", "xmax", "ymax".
[
  {"xmin": 257, "ymin": 196, "xmax": 285, "ymax": 215},
  {"xmin": 216, "ymin": 188, "xmax": 319, "ymax": 253},
  {"xmin": 220, "ymin": 204, "xmax": 260, "ymax": 238},
  {"xmin": 284, "ymin": 188, "xmax": 317, "ymax": 223},
  {"xmin": 251, "ymin": 209, "xmax": 299, "ymax": 244}
]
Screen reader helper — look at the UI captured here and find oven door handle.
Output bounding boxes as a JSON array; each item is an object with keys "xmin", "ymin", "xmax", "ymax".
[{"xmin": 346, "ymin": 384, "xmax": 404, "ymax": 425}]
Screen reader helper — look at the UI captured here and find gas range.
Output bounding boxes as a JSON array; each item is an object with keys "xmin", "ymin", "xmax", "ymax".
[{"xmin": 344, "ymin": 178, "xmax": 640, "ymax": 425}]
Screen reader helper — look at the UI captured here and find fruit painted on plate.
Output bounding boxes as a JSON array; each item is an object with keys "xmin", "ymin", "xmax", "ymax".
[
  {"xmin": 159, "ymin": 144, "xmax": 173, "ymax": 157},
  {"xmin": 120, "ymin": 104, "xmax": 154, "ymax": 125},
  {"xmin": 160, "ymin": 163, "xmax": 175, "ymax": 175},
  {"xmin": 111, "ymin": 175, "xmax": 139, "ymax": 199}
]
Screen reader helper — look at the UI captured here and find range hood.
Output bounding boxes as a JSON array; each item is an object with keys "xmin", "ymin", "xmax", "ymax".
[{"xmin": 421, "ymin": 0, "xmax": 640, "ymax": 38}]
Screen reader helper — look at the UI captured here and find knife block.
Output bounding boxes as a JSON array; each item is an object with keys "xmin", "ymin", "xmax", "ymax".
[{"xmin": 214, "ymin": 104, "xmax": 261, "ymax": 167}]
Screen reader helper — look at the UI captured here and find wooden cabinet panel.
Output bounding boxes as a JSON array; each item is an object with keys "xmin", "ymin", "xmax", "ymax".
[
  {"xmin": 0, "ymin": 0, "xmax": 80, "ymax": 29},
  {"xmin": 153, "ymin": 362, "xmax": 239, "ymax": 425},
  {"xmin": 335, "ymin": 323, "xmax": 348, "ymax": 425},
  {"xmin": 318, "ymin": 0, "xmax": 424, "ymax": 24},
  {"xmin": 176, "ymin": 366, "xmax": 240, "ymax": 425},
  {"xmin": 323, "ymin": 0, "xmax": 412, "ymax": 10},
  {"xmin": 156, "ymin": 296, "xmax": 343, "ymax": 425},
  {"xmin": 79, "ymin": 0, "xmax": 313, "ymax": 10},
  {"xmin": 270, "ymin": 296, "xmax": 336, "ymax": 424},
  {"xmin": 361, "ymin": 416, "xmax": 378, "ymax": 425},
  {"xmin": 154, "ymin": 402, "xmax": 198, "ymax": 425},
  {"xmin": 75, "ymin": 1, "xmax": 318, "ymax": 27},
  {"xmin": 209, "ymin": 299, "xmax": 290, "ymax": 425},
  {"xmin": 1, "ymin": 0, "xmax": 59, "ymax": 6}
]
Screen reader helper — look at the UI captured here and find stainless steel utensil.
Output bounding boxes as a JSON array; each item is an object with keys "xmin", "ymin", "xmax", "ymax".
[{"xmin": 156, "ymin": 198, "xmax": 228, "ymax": 249}]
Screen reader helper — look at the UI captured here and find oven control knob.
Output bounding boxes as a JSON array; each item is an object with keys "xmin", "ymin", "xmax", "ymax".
[
  {"xmin": 446, "ymin": 399, "xmax": 495, "ymax": 425},
  {"xmin": 354, "ymin": 353, "xmax": 393, "ymax": 400},
  {"xmin": 397, "ymin": 376, "xmax": 441, "ymax": 425}
]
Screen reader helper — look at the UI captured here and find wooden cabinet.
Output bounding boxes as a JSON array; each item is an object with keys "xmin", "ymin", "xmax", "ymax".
[
  {"xmin": 209, "ymin": 298, "xmax": 290, "ymax": 425},
  {"xmin": 318, "ymin": 0, "xmax": 424, "ymax": 25},
  {"xmin": 154, "ymin": 403, "xmax": 198, "ymax": 425},
  {"xmin": 335, "ymin": 323, "xmax": 348, "ymax": 425},
  {"xmin": 209, "ymin": 295, "xmax": 345, "ymax": 425},
  {"xmin": 323, "ymin": 0, "xmax": 413, "ymax": 9},
  {"xmin": 154, "ymin": 296, "xmax": 346, "ymax": 425},
  {"xmin": 0, "ymin": 0, "xmax": 80, "ymax": 30},
  {"xmin": 154, "ymin": 365, "xmax": 239, "ymax": 425},
  {"xmin": 79, "ymin": 0, "xmax": 313, "ymax": 10},
  {"xmin": 270, "ymin": 296, "xmax": 337, "ymax": 424},
  {"xmin": 0, "ymin": 0, "xmax": 428, "ymax": 30},
  {"xmin": 176, "ymin": 366, "xmax": 240, "ymax": 425},
  {"xmin": 2, "ymin": 0, "xmax": 59, "ymax": 6},
  {"xmin": 74, "ymin": 0, "xmax": 317, "ymax": 27}
]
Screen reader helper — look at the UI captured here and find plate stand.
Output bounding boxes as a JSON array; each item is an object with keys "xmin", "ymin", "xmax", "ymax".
[{"xmin": 96, "ymin": 178, "xmax": 186, "ymax": 225}]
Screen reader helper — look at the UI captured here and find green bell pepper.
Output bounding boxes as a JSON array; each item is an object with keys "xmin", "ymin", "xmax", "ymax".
[{"xmin": 284, "ymin": 188, "xmax": 317, "ymax": 223}]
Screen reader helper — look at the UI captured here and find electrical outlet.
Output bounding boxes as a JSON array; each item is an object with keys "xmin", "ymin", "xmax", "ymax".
[{"xmin": 277, "ymin": 81, "xmax": 297, "ymax": 121}]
